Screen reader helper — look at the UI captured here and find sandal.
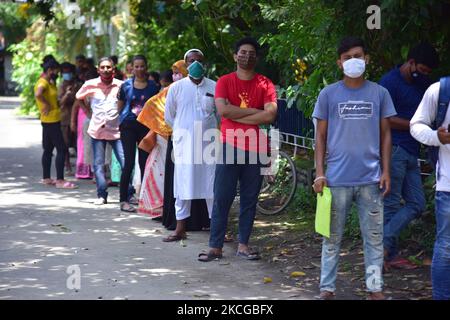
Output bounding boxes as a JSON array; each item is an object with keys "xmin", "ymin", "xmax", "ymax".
[
  {"xmin": 385, "ymin": 256, "xmax": 418, "ymax": 270},
  {"xmin": 367, "ymin": 292, "xmax": 390, "ymax": 300},
  {"xmin": 315, "ymin": 291, "xmax": 335, "ymax": 300},
  {"xmin": 128, "ymin": 196, "xmax": 139, "ymax": 206},
  {"xmin": 120, "ymin": 202, "xmax": 137, "ymax": 213},
  {"xmin": 41, "ymin": 179, "xmax": 56, "ymax": 185},
  {"xmin": 198, "ymin": 251, "xmax": 223, "ymax": 262},
  {"xmin": 224, "ymin": 233, "xmax": 234, "ymax": 243},
  {"xmin": 55, "ymin": 181, "xmax": 78, "ymax": 189},
  {"xmin": 236, "ymin": 250, "xmax": 260, "ymax": 260},
  {"xmin": 162, "ymin": 234, "xmax": 187, "ymax": 242}
]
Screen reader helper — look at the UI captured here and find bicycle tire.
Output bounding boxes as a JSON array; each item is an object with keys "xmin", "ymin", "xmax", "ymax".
[{"xmin": 257, "ymin": 150, "xmax": 297, "ymax": 215}]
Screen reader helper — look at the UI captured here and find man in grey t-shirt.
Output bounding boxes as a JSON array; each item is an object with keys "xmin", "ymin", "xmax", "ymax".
[{"xmin": 312, "ymin": 36, "xmax": 396, "ymax": 300}]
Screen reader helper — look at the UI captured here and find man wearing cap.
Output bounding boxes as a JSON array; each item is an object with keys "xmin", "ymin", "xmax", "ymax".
[{"xmin": 162, "ymin": 49, "xmax": 218, "ymax": 241}]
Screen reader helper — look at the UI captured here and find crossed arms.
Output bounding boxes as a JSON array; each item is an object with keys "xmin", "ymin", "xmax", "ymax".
[{"xmin": 215, "ymin": 98, "xmax": 277, "ymax": 125}]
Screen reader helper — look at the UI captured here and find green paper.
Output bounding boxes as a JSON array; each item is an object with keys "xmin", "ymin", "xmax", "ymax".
[{"xmin": 315, "ymin": 187, "xmax": 332, "ymax": 238}]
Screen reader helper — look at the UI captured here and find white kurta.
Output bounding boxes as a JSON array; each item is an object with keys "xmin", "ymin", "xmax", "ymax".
[{"xmin": 165, "ymin": 77, "xmax": 218, "ymax": 200}]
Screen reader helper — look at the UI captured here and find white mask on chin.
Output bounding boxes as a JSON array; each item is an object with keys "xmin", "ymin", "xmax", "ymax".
[{"xmin": 343, "ymin": 58, "xmax": 366, "ymax": 78}]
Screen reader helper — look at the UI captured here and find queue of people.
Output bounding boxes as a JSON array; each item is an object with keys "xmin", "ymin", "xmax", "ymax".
[{"xmin": 33, "ymin": 36, "xmax": 449, "ymax": 300}]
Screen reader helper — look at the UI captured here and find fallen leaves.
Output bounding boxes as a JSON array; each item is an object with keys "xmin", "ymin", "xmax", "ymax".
[
  {"xmin": 290, "ymin": 271, "xmax": 306, "ymax": 278},
  {"xmin": 263, "ymin": 277, "xmax": 273, "ymax": 283},
  {"xmin": 51, "ymin": 224, "xmax": 71, "ymax": 232}
]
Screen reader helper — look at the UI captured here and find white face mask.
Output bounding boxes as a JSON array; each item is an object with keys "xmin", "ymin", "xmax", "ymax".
[{"xmin": 342, "ymin": 58, "xmax": 366, "ymax": 78}]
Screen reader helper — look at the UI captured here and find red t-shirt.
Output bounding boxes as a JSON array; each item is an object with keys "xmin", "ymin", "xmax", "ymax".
[{"xmin": 215, "ymin": 72, "xmax": 277, "ymax": 152}]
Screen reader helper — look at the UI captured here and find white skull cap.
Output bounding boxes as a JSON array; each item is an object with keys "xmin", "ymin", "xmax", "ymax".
[{"xmin": 184, "ymin": 49, "xmax": 204, "ymax": 61}]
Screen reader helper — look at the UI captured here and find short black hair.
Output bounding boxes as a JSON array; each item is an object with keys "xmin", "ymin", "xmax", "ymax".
[
  {"xmin": 234, "ymin": 37, "xmax": 260, "ymax": 55},
  {"xmin": 149, "ymin": 71, "xmax": 160, "ymax": 83},
  {"xmin": 86, "ymin": 57, "xmax": 95, "ymax": 66},
  {"xmin": 160, "ymin": 70, "xmax": 173, "ymax": 84},
  {"xmin": 42, "ymin": 59, "xmax": 60, "ymax": 72},
  {"xmin": 110, "ymin": 55, "xmax": 119, "ymax": 65},
  {"xmin": 75, "ymin": 54, "xmax": 86, "ymax": 61},
  {"xmin": 131, "ymin": 55, "xmax": 147, "ymax": 67},
  {"xmin": 41, "ymin": 55, "xmax": 58, "ymax": 69},
  {"xmin": 407, "ymin": 42, "xmax": 439, "ymax": 69},
  {"xmin": 42, "ymin": 54, "xmax": 56, "ymax": 64},
  {"xmin": 337, "ymin": 36, "xmax": 366, "ymax": 57},
  {"xmin": 60, "ymin": 62, "xmax": 75, "ymax": 73}
]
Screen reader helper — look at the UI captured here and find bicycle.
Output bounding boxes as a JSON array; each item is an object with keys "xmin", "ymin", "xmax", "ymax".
[
  {"xmin": 233, "ymin": 126, "xmax": 298, "ymax": 216},
  {"xmin": 256, "ymin": 149, "xmax": 297, "ymax": 215}
]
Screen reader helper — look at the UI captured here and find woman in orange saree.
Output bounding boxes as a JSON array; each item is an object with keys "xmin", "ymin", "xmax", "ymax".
[{"xmin": 136, "ymin": 60, "xmax": 187, "ymax": 217}]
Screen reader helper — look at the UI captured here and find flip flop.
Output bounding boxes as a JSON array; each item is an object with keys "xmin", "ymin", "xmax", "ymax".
[
  {"xmin": 386, "ymin": 257, "xmax": 418, "ymax": 270},
  {"xmin": 162, "ymin": 234, "xmax": 187, "ymax": 242},
  {"xmin": 55, "ymin": 181, "xmax": 78, "ymax": 189},
  {"xmin": 41, "ymin": 179, "xmax": 56, "ymax": 185},
  {"xmin": 236, "ymin": 251, "xmax": 261, "ymax": 260},
  {"xmin": 198, "ymin": 252, "xmax": 223, "ymax": 262},
  {"xmin": 120, "ymin": 203, "xmax": 137, "ymax": 213}
]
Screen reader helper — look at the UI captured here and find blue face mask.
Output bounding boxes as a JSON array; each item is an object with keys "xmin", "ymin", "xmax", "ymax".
[
  {"xmin": 62, "ymin": 73, "xmax": 73, "ymax": 81},
  {"xmin": 187, "ymin": 61, "xmax": 205, "ymax": 80}
]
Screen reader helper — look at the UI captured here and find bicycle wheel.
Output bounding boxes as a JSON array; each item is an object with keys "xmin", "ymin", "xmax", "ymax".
[{"xmin": 257, "ymin": 150, "xmax": 297, "ymax": 215}]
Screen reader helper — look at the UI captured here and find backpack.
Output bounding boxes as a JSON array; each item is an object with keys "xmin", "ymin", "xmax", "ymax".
[{"xmin": 428, "ymin": 76, "xmax": 450, "ymax": 174}]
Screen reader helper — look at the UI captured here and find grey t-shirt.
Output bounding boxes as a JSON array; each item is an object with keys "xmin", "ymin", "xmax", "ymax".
[{"xmin": 312, "ymin": 80, "xmax": 396, "ymax": 187}]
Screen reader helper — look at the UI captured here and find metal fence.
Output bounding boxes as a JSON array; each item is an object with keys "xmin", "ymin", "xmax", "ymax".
[{"xmin": 273, "ymin": 99, "xmax": 314, "ymax": 137}]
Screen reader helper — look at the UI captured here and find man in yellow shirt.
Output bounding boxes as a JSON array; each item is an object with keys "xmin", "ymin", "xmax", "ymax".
[{"xmin": 34, "ymin": 59, "xmax": 77, "ymax": 189}]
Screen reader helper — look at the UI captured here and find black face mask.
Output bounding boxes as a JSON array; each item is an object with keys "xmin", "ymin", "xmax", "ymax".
[
  {"xmin": 237, "ymin": 54, "xmax": 257, "ymax": 70},
  {"xmin": 410, "ymin": 64, "xmax": 430, "ymax": 88},
  {"xmin": 50, "ymin": 73, "xmax": 59, "ymax": 81}
]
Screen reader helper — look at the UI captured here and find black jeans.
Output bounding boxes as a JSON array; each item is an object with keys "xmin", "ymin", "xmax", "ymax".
[
  {"xmin": 42, "ymin": 122, "xmax": 67, "ymax": 180},
  {"xmin": 119, "ymin": 119, "xmax": 149, "ymax": 202}
]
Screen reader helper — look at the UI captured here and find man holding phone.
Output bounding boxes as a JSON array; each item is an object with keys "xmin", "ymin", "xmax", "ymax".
[{"xmin": 379, "ymin": 42, "xmax": 439, "ymax": 270}]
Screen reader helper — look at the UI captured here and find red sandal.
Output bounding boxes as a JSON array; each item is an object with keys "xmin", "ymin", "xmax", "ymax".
[{"xmin": 385, "ymin": 256, "xmax": 418, "ymax": 270}]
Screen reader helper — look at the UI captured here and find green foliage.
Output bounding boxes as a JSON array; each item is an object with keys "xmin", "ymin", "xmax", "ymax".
[
  {"xmin": 12, "ymin": 0, "xmax": 450, "ymax": 117},
  {"xmin": 9, "ymin": 28, "xmax": 62, "ymax": 115},
  {"xmin": 260, "ymin": 0, "xmax": 450, "ymax": 115},
  {"xmin": 0, "ymin": 3, "xmax": 31, "ymax": 45},
  {"xmin": 288, "ymin": 186, "xmax": 316, "ymax": 218},
  {"xmin": 344, "ymin": 206, "xmax": 361, "ymax": 239}
]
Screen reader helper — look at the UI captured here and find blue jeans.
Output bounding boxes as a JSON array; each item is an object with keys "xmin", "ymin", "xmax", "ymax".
[
  {"xmin": 209, "ymin": 144, "xmax": 263, "ymax": 249},
  {"xmin": 384, "ymin": 145, "xmax": 425, "ymax": 260},
  {"xmin": 432, "ymin": 191, "xmax": 450, "ymax": 300},
  {"xmin": 92, "ymin": 138, "xmax": 134, "ymax": 200},
  {"xmin": 320, "ymin": 184, "xmax": 384, "ymax": 293}
]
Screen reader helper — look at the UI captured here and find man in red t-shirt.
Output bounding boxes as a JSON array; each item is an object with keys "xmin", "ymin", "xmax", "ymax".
[{"xmin": 198, "ymin": 37, "xmax": 278, "ymax": 262}]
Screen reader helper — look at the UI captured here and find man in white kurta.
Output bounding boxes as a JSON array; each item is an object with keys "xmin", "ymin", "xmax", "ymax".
[{"xmin": 163, "ymin": 49, "xmax": 218, "ymax": 241}]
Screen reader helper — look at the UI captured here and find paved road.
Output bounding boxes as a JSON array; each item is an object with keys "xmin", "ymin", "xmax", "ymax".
[{"xmin": 0, "ymin": 97, "xmax": 312, "ymax": 300}]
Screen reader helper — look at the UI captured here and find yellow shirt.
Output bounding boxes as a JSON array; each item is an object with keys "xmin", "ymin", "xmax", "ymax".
[{"xmin": 34, "ymin": 77, "xmax": 61, "ymax": 123}]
